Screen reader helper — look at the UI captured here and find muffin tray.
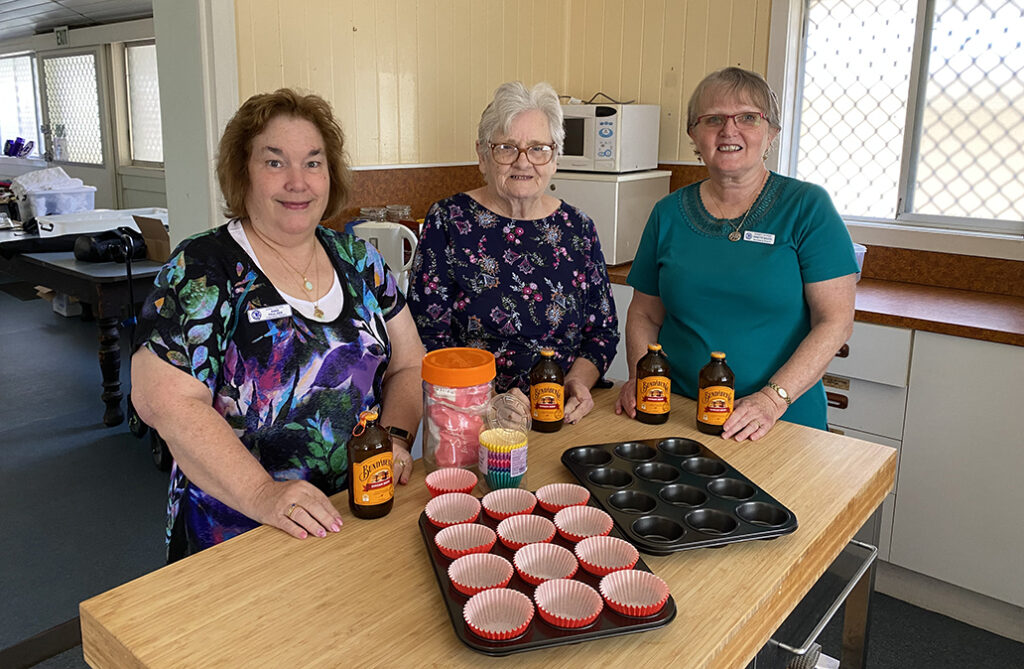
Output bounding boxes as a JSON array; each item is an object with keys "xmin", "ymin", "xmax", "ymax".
[
  {"xmin": 561, "ymin": 438, "xmax": 798, "ymax": 555},
  {"xmin": 418, "ymin": 497, "xmax": 676, "ymax": 656}
]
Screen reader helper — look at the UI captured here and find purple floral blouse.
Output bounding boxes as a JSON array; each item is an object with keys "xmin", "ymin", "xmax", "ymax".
[{"xmin": 408, "ymin": 192, "xmax": 619, "ymax": 393}]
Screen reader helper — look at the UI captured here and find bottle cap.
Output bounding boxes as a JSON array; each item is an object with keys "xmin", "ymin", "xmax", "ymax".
[
  {"xmin": 647, "ymin": 344, "xmax": 662, "ymax": 351},
  {"xmin": 711, "ymin": 351, "xmax": 726, "ymax": 359},
  {"xmin": 352, "ymin": 409, "xmax": 379, "ymax": 436},
  {"xmin": 540, "ymin": 349, "xmax": 555, "ymax": 357}
]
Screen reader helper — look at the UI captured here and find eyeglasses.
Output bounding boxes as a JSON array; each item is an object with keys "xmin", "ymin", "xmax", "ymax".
[
  {"xmin": 691, "ymin": 112, "xmax": 768, "ymax": 130},
  {"xmin": 489, "ymin": 142, "xmax": 556, "ymax": 165}
]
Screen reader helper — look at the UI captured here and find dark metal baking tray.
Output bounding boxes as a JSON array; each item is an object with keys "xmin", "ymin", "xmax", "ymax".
[
  {"xmin": 418, "ymin": 495, "xmax": 676, "ymax": 656},
  {"xmin": 561, "ymin": 438, "xmax": 798, "ymax": 555}
]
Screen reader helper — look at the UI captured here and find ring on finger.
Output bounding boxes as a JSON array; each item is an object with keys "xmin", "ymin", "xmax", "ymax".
[{"xmin": 285, "ymin": 502, "xmax": 298, "ymax": 519}]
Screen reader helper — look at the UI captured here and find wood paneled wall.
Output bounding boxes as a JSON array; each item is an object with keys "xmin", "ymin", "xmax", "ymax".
[{"xmin": 235, "ymin": 0, "xmax": 770, "ymax": 166}]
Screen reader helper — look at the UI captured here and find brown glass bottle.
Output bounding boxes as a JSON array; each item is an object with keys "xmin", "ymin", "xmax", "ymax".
[
  {"xmin": 697, "ymin": 352, "xmax": 735, "ymax": 435},
  {"xmin": 636, "ymin": 343, "xmax": 671, "ymax": 424},
  {"xmin": 529, "ymin": 348, "xmax": 565, "ymax": 432},
  {"xmin": 347, "ymin": 410, "xmax": 394, "ymax": 519}
]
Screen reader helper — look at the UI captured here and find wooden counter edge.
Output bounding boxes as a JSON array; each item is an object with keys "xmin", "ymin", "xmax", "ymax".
[
  {"xmin": 80, "ymin": 604, "xmax": 142, "ymax": 669},
  {"xmin": 710, "ymin": 446, "xmax": 898, "ymax": 669}
]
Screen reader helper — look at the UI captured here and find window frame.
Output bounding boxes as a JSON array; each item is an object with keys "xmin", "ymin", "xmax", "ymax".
[
  {"xmin": 0, "ymin": 51, "xmax": 42, "ymax": 159},
  {"xmin": 35, "ymin": 46, "xmax": 109, "ymax": 168},
  {"xmin": 119, "ymin": 39, "xmax": 163, "ymax": 168},
  {"xmin": 768, "ymin": 0, "xmax": 1024, "ymax": 241}
]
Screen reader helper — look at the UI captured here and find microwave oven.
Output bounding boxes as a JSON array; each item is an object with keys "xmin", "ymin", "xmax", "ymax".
[{"xmin": 558, "ymin": 104, "xmax": 660, "ymax": 173}]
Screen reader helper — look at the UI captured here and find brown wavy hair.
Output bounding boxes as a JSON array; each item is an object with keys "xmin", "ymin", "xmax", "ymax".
[{"xmin": 216, "ymin": 88, "xmax": 351, "ymax": 222}]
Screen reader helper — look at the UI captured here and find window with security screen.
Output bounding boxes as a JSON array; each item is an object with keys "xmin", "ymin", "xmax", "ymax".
[
  {"xmin": 126, "ymin": 42, "xmax": 163, "ymax": 164},
  {"xmin": 795, "ymin": 0, "xmax": 1024, "ymax": 235},
  {"xmin": 42, "ymin": 53, "xmax": 104, "ymax": 165}
]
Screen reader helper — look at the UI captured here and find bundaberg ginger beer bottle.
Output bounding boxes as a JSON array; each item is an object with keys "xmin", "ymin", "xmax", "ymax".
[
  {"xmin": 529, "ymin": 348, "xmax": 564, "ymax": 432},
  {"xmin": 347, "ymin": 410, "xmax": 394, "ymax": 519},
  {"xmin": 697, "ymin": 351, "xmax": 735, "ymax": 435},
  {"xmin": 636, "ymin": 344, "xmax": 671, "ymax": 424}
]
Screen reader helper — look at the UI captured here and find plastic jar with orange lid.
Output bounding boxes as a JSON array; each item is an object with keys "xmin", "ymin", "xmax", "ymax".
[{"xmin": 422, "ymin": 347, "xmax": 496, "ymax": 472}]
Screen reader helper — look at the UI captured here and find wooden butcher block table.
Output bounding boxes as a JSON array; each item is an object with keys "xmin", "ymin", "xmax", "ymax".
[{"xmin": 80, "ymin": 387, "xmax": 895, "ymax": 669}]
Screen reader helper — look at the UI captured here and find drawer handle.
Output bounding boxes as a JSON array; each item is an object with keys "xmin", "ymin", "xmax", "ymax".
[
  {"xmin": 835, "ymin": 344, "xmax": 850, "ymax": 358},
  {"xmin": 827, "ymin": 392, "xmax": 848, "ymax": 409}
]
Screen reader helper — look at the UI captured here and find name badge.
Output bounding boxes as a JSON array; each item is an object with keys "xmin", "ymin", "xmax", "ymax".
[
  {"xmin": 743, "ymin": 230, "xmax": 775, "ymax": 245},
  {"xmin": 247, "ymin": 304, "xmax": 292, "ymax": 323}
]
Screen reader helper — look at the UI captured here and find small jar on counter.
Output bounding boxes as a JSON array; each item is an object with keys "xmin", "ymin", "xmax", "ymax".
[{"xmin": 421, "ymin": 348, "xmax": 496, "ymax": 473}]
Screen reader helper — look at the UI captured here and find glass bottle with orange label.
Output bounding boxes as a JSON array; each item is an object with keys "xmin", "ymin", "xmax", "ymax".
[
  {"xmin": 697, "ymin": 351, "xmax": 735, "ymax": 435},
  {"xmin": 347, "ymin": 409, "xmax": 394, "ymax": 518},
  {"xmin": 529, "ymin": 348, "xmax": 564, "ymax": 432},
  {"xmin": 636, "ymin": 343, "xmax": 671, "ymax": 424}
]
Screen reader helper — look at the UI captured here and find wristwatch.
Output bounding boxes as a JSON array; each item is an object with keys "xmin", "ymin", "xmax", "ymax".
[
  {"xmin": 387, "ymin": 425, "xmax": 413, "ymax": 444},
  {"xmin": 766, "ymin": 382, "xmax": 792, "ymax": 405}
]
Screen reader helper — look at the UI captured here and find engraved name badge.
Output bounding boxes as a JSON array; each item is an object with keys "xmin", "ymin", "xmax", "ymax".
[
  {"xmin": 247, "ymin": 304, "xmax": 293, "ymax": 323},
  {"xmin": 743, "ymin": 230, "xmax": 776, "ymax": 245}
]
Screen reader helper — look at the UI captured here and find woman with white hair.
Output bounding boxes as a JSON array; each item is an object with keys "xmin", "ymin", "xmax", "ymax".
[{"xmin": 408, "ymin": 81, "xmax": 618, "ymax": 424}]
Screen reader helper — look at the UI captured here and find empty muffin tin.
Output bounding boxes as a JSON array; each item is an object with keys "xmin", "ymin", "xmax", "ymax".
[
  {"xmin": 418, "ymin": 496, "xmax": 676, "ymax": 656},
  {"xmin": 561, "ymin": 438, "xmax": 798, "ymax": 555}
]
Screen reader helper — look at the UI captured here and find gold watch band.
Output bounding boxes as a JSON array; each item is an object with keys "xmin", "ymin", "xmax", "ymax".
[{"xmin": 766, "ymin": 382, "xmax": 792, "ymax": 405}]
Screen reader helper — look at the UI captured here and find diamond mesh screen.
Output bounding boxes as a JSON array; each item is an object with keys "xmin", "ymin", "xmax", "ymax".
[
  {"xmin": 43, "ymin": 54, "xmax": 103, "ymax": 165},
  {"xmin": 797, "ymin": 0, "xmax": 1024, "ymax": 225},
  {"xmin": 0, "ymin": 55, "xmax": 40, "ymax": 157},
  {"xmin": 126, "ymin": 43, "xmax": 163, "ymax": 163},
  {"xmin": 797, "ymin": 0, "xmax": 917, "ymax": 219},
  {"xmin": 915, "ymin": 0, "xmax": 1024, "ymax": 222}
]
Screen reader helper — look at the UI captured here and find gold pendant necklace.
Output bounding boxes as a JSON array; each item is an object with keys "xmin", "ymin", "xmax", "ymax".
[
  {"xmin": 708, "ymin": 171, "xmax": 770, "ymax": 242},
  {"xmin": 311, "ymin": 248, "xmax": 324, "ymax": 319},
  {"xmin": 249, "ymin": 221, "xmax": 319, "ymax": 295}
]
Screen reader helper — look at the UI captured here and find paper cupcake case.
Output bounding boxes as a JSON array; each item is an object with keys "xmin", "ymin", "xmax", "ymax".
[
  {"xmin": 560, "ymin": 438, "xmax": 799, "ymax": 555},
  {"xmin": 418, "ymin": 494, "xmax": 675, "ymax": 655}
]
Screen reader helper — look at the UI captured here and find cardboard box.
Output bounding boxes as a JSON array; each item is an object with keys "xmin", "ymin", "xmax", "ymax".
[
  {"xmin": 133, "ymin": 215, "xmax": 171, "ymax": 262},
  {"xmin": 35, "ymin": 286, "xmax": 82, "ymax": 317}
]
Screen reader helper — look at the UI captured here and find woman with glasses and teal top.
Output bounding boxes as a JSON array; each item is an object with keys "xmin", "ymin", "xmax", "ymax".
[
  {"xmin": 615, "ymin": 67, "xmax": 859, "ymax": 440},
  {"xmin": 408, "ymin": 81, "xmax": 619, "ymax": 425}
]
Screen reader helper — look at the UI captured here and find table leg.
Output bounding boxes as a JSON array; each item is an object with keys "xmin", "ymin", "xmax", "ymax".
[
  {"xmin": 841, "ymin": 560, "xmax": 875, "ymax": 669},
  {"xmin": 98, "ymin": 316, "xmax": 124, "ymax": 426}
]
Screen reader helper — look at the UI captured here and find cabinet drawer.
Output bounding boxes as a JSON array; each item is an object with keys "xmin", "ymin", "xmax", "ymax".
[
  {"xmin": 824, "ymin": 376, "xmax": 907, "ymax": 440},
  {"xmin": 829, "ymin": 322, "xmax": 912, "ymax": 387}
]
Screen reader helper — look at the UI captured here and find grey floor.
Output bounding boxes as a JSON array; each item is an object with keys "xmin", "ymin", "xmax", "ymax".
[
  {"xmin": 0, "ymin": 279, "xmax": 167, "ymax": 668},
  {"xmin": 2, "ymin": 276, "xmax": 1023, "ymax": 669}
]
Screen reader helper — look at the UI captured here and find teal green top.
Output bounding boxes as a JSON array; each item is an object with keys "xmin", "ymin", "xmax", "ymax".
[{"xmin": 627, "ymin": 173, "xmax": 858, "ymax": 429}]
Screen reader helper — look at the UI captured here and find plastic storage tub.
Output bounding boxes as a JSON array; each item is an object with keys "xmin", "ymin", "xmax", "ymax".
[
  {"xmin": 20, "ymin": 186, "xmax": 97, "ymax": 223},
  {"xmin": 35, "ymin": 207, "xmax": 169, "ymax": 238}
]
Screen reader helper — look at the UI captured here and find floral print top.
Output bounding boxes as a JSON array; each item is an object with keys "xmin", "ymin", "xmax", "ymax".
[
  {"xmin": 134, "ymin": 223, "xmax": 403, "ymax": 554},
  {"xmin": 408, "ymin": 192, "xmax": 619, "ymax": 393}
]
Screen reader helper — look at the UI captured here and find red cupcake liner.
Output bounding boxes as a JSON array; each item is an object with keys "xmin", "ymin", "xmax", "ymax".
[
  {"xmin": 434, "ymin": 522, "xmax": 497, "ymax": 560},
  {"xmin": 553, "ymin": 505, "xmax": 614, "ymax": 542},
  {"xmin": 463, "ymin": 588, "xmax": 535, "ymax": 640},
  {"xmin": 535, "ymin": 483, "xmax": 591, "ymax": 513},
  {"xmin": 482, "ymin": 488, "xmax": 537, "ymax": 520},
  {"xmin": 598, "ymin": 569, "xmax": 670, "ymax": 617},
  {"xmin": 425, "ymin": 467, "xmax": 478, "ymax": 497},
  {"xmin": 447, "ymin": 553, "xmax": 514, "ymax": 596},
  {"xmin": 513, "ymin": 542, "xmax": 578, "ymax": 586},
  {"xmin": 534, "ymin": 578, "xmax": 603, "ymax": 629},
  {"xmin": 496, "ymin": 514, "xmax": 556, "ymax": 550},
  {"xmin": 425, "ymin": 492, "xmax": 481, "ymax": 528},
  {"xmin": 574, "ymin": 535, "xmax": 640, "ymax": 576}
]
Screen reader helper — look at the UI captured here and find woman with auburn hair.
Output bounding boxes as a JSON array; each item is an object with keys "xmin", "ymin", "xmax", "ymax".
[{"xmin": 131, "ymin": 89, "xmax": 424, "ymax": 560}]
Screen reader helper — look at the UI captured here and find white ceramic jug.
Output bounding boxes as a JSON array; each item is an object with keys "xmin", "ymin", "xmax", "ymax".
[{"xmin": 351, "ymin": 221, "xmax": 418, "ymax": 292}]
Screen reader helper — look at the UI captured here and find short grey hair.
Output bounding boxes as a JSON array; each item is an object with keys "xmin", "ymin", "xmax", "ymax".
[
  {"xmin": 477, "ymin": 81, "xmax": 565, "ymax": 155},
  {"xmin": 686, "ymin": 67, "xmax": 782, "ymax": 131}
]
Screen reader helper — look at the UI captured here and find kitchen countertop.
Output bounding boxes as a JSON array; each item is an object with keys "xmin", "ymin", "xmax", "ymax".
[
  {"xmin": 80, "ymin": 388, "xmax": 895, "ymax": 669},
  {"xmin": 607, "ymin": 264, "xmax": 1024, "ymax": 348}
]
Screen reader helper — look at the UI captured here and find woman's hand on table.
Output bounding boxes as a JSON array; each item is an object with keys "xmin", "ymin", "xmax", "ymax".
[
  {"xmin": 393, "ymin": 444, "xmax": 413, "ymax": 485},
  {"xmin": 563, "ymin": 377, "xmax": 595, "ymax": 424},
  {"xmin": 253, "ymin": 479, "xmax": 344, "ymax": 540},
  {"xmin": 614, "ymin": 379, "xmax": 637, "ymax": 418},
  {"xmin": 721, "ymin": 390, "xmax": 785, "ymax": 442}
]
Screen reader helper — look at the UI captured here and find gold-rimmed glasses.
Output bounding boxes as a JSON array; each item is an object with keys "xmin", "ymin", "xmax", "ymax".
[{"xmin": 691, "ymin": 112, "xmax": 768, "ymax": 130}]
